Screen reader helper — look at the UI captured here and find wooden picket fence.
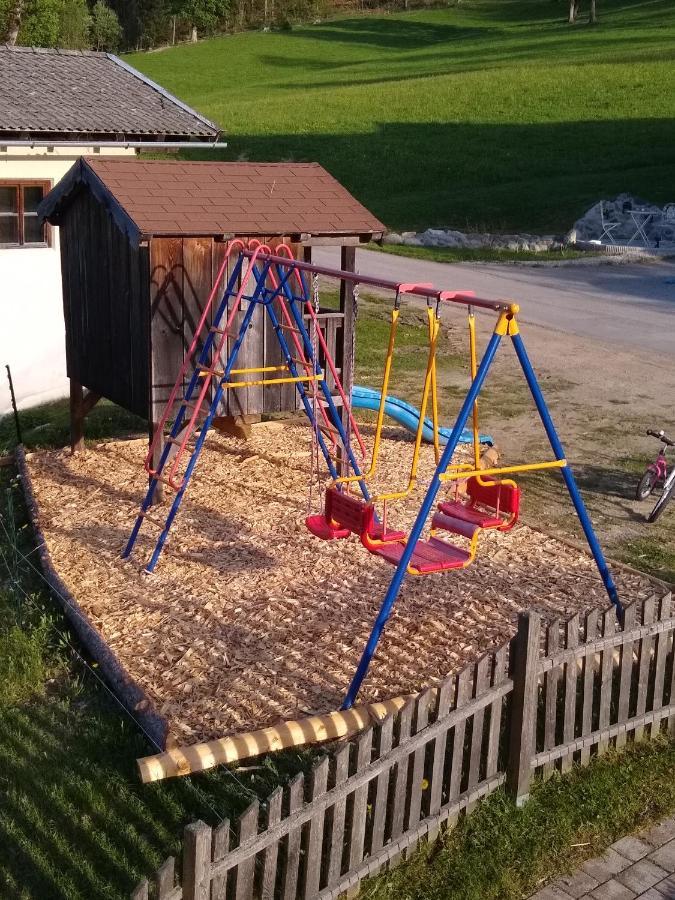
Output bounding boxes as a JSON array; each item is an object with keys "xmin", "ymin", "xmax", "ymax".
[{"xmin": 132, "ymin": 593, "xmax": 675, "ymax": 900}]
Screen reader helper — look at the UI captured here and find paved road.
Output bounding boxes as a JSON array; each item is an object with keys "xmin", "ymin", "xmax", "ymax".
[{"xmin": 313, "ymin": 248, "xmax": 675, "ymax": 357}]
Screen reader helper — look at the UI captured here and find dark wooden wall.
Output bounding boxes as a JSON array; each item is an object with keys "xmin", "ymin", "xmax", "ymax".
[{"xmin": 59, "ymin": 189, "xmax": 149, "ymax": 418}]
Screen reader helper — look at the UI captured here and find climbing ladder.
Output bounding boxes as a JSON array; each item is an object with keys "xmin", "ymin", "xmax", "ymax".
[{"xmin": 123, "ymin": 242, "xmax": 369, "ymax": 572}]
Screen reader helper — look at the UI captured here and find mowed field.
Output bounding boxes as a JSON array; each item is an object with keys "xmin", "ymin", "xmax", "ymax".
[{"xmin": 127, "ymin": 0, "xmax": 675, "ymax": 233}]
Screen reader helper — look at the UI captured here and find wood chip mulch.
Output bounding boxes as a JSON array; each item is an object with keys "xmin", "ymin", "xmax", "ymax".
[{"xmin": 24, "ymin": 423, "xmax": 655, "ymax": 745}]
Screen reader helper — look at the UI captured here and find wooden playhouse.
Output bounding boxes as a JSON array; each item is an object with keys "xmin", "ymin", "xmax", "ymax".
[{"xmin": 39, "ymin": 157, "xmax": 385, "ymax": 452}]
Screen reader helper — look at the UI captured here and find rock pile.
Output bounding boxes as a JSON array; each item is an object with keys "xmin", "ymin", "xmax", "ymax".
[{"xmin": 384, "ymin": 229, "xmax": 561, "ymax": 252}]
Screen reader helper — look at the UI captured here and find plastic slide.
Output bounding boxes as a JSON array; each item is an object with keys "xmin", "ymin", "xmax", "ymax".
[{"xmin": 351, "ymin": 385, "xmax": 492, "ymax": 447}]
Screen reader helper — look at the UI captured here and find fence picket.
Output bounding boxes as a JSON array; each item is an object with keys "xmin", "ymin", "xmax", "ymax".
[
  {"xmin": 183, "ymin": 822, "xmax": 212, "ymax": 900},
  {"xmin": 326, "ymin": 744, "xmax": 351, "ymax": 886},
  {"xmin": 281, "ymin": 774, "xmax": 305, "ymax": 900},
  {"xmin": 235, "ymin": 800, "xmax": 259, "ymax": 900},
  {"xmin": 407, "ymin": 689, "xmax": 433, "ymax": 851},
  {"xmin": 543, "ymin": 620, "xmax": 560, "ymax": 779},
  {"xmin": 561, "ymin": 615, "xmax": 579, "ymax": 773},
  {"xmin": 260, "ymin": 789, "xmax": 282, "ymax": 900},
  {"xmin": 389, "ymin": 702, "xmax": 414, "ymax": 843},
  {"xmin": 598, "ymin": 609, "xmax": 615, "ymax": 755},
  {"xmin": 616, "ymin": 603, "xmax": 636, "ymax": 750},
  {"xmin": 635, "ymin": 597, "xmax": 655, "ymax": 742},
  {"xmin": 580, "ymin": 610, "xmax": 598, "ymax": 765},
  {"xmin": 467, "ymin": 656, "xmax": 490, "ymax": 806},
  {"xmin": 369, "ymin": 716, "xmax": 394, "ymax": 856},
  {"xmin": 428, "ymin": 676, "xmax": 455, "ymax": 825},
  {"xmin": 348, "ymin": 727, "xmax": 374, "ymax": 873},
  {"xmin": 211, "ymin": 821, "xmax": 230, "ymax": 900},
  {"xmin": 506, "ymin": 611, "xmax": 540, "ymax": 805},
  {"xmin": 652, "ymin": 596, "xmax": 671, "ymax": 733},
  {"xmin": 447, "ymin": 666, "xmax": 472, "ymax": 824},
  {"xmin": 486, "ymin": 646, "xmax": 507, "ymax": 779},
  {"xmin": 669, "ymin": 620, "xmax": 675, "ymax": 739},
  {"xmin": 156, "ymin": 857, "xmax": 176, "ymax": 899},
  {"xmin": 131, "ymin": 879, "xmax": 148, "ymax": 900},
  {"xmin": 304, "ymin": 757, "xmax": 330, "ymax": 897}
]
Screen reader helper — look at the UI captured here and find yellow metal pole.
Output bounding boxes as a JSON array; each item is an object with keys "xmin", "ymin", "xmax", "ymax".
[{"xmin": 439, "ymin": 458, "xmax": 567, "ymax": 482}]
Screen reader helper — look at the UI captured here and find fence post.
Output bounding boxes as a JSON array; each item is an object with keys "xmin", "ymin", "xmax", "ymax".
[
  {"xmin": 506, "ymin": 611, "xmax": 541, "ymax": 806},
  {"xmin": 183, "ymin": 821, "xmax": 212, "ymax": 900}
]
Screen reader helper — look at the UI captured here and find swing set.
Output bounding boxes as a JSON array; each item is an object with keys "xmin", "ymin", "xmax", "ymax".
[{"xmin": 123, "ymin": 243, "xmax": 622, "ymax": 710}]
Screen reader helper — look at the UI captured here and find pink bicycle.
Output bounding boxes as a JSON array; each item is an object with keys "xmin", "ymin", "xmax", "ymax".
[{"xmin": 636, "ymin": 429, "xmax": 675, "ymax": 522}]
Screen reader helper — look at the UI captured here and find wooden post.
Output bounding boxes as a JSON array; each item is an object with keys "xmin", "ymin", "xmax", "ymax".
[
  {"xmin": 340, "ymin": 245, "xmax": 356, "ymax": 475},
  {"xmin": 69, "ymin": 379, "xmax": 101, "ymax": 454},
  {"xmin": 506, "ymin": 611, "xmax": 541, "ymax": 806},
  {"xmin": 183, "ymin": 821, "xmax": 212, "ymax": 900}
]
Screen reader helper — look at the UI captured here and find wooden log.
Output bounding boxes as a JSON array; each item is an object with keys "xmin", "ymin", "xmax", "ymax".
[{"xmin": 137, "ymin": 694, "xmax": 413, "ymax": 783}]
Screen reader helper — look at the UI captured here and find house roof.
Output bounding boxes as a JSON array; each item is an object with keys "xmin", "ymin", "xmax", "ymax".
[
  {"xmin": 0, "ymin": 46, "xmax": 219, "ymax": 142},
  {"xmin": 39, "ymin": 157, "xmax": 386, "ymax": 242}
]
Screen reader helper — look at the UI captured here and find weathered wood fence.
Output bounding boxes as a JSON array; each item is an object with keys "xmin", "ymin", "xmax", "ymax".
[{"xmin": 132, "ymin": 594, "xmax": 675, "ymax": 900}]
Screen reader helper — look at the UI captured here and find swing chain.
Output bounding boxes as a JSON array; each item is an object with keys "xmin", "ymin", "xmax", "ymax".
[{"xmin": 308, "ymin": 273, "xmax": 322, "ymax": 515}]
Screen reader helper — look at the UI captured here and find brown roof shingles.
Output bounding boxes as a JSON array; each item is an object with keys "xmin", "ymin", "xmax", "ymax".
[{"xmin": 83, "ymin": 158, "xmax": 385, "ymax": 237}]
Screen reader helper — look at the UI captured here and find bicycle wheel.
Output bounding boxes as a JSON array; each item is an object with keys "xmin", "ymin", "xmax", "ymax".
[
  {"xmin": 647, "ymin": 477, "xmax": 675, "ymax": 523},
  {"xmin": 636, "ymin": 469, "xmax": 657, "ymax": 501}
]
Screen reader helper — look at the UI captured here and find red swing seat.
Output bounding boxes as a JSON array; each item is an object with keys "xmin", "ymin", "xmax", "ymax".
[{"xmin": 438, "ymin": 475, "xmax": 520, "ymax": 531}]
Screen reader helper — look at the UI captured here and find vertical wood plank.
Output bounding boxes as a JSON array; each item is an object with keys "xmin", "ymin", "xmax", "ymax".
[
  {"xmin": 183, "ymin": 821, "xmax": 212, "ymax": 900},
  {"xmin": 156, "ymin": 857, "xmax": 175, "ymax": 899},
  {"xmin": 561, "ymin": 615, "xmax": 579, "ymax": 773},
  {"xmin": 428, "ymin": 676, "xmax": 455, "ymax": 824},
  {"xmin": 467, "ymin": 655, "xmax": 490, "ymax": 803},
  {"xmin": 304, "ymin": 757, "xmax": 330, "ymax": 898},
  {"xmin": 543, "ymin": 619, "xmax": 560, "ymax": 780},
  {"xmin": 282, "ymin": 774, "xmax": 305, "ymax": 900},
  {"xmin": 407, "ymin": 690, "xmax": 433, "ymax": 848},
  {"xmin": 260, "ymin": 790, "xmax": 282, "ymax": 900},
  {"xmin": 369, "ymin": 717, "xmax": 394, "ymax": 857},
  {"xmin": 210, "ymin": 820, "xmax": 230, "ymax": 900},
  {"xmin": 580, "ymin": 610, "xmax": 598, "ymax": 766},
  {"xmin": 235, "ymin": 801, "xmax": 259, "ymax": 900},
  {"xmin": 669, "ymin": 618, "xmax": 675, "ymax": 739},
  {"xmin": 182, "ymin": 238, "xmax": 214, "ymax": 406},
  {"xmin": 348, "ymin": 727, "xmax": 373, "ymax": 871},
  {"xmin": 506, "ymin": 611, "xmax": 541, "ymax": 805},
  {"xmin": 150, "ymin": 237, "xmax": 185, "ymax": 423},
  {"xmin": 389, "ymin": 704, "xmax": 414, "ymax": 843},
  {"xmin": 652, "ymin": 595, "xmax": 672, "ymax": 734},
  {"xmin": 597, "ymin": 608, "xmax": 615, "ymax": 755},
  {"xmin": 130, "ymin": 879, "xmax": 148, "ymax": 900},
  {"xmin": 326, "ymin": 743, "xmax": 351, "ymax": 886},
  {"xmin": 635, "ymin": 597, "xmax": 655, "ymax": 742},
  {"xmin": 447, "ymin": 666, "xmax": 472, "ymax": 825},
  {"xmin": 616, "ymin": 603, "xmax": 636, "ymax": 749},
  {"xmin": 486, "ymin": 645, "xmax": 507, "ymax": 779}
]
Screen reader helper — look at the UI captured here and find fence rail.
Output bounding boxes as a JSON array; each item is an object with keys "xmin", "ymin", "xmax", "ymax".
[{"xmin": 132, "ymin": 593, "xmax": 674, "ymax": 900}]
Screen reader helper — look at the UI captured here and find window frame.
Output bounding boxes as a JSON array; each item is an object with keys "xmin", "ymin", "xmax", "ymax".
[{"xmin": 0, "ymin": 180, "xmax": 52, "ymax": 249}]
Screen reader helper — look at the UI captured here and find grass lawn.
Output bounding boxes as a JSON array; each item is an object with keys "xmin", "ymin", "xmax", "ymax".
[
  {"xmin": 126, "ymin": 0, "xmax": 675, "ymax": 233},
  {"xmin": 372, "ymin": 243, "xmax": 600, "ymax": 264},
  {"xmin": 364, "ymin": 739, "xmax": 675, "ymax": 900}
]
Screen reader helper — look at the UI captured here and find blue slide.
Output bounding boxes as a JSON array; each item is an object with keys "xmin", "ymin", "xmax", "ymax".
[{"xmin": 352, "ymin": 385, "xmax": 492, "ymax": 447}]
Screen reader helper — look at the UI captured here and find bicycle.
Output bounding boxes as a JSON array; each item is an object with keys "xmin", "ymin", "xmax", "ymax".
[{"xmin": 635, "ymin": 429, "xmax": 675, "ymax": 522}]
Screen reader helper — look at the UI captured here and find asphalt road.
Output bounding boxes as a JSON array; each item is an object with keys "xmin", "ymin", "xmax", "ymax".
[{"xmin": 313, "ymin": 248, "xmax": 675, "ymax": 358}]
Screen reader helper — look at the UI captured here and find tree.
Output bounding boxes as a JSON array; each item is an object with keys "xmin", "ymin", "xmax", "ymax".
[
  {"xmin": 16, "ymin": 0, "xmax": 61, "ymax": 45},
  {"xmin": 90, "ymin": 0, "xmax": 122, "ymax": 50},
  {"xmin": 5, "ymin": 0, "xmax": 24, "ymax": 44},
  {"xmin": 59, "ymin": 0, "xmax": 90, "ymax": 48},
  {"xmin": 172, "ymin": 0, "xmax": 229, "ymax": 41}
]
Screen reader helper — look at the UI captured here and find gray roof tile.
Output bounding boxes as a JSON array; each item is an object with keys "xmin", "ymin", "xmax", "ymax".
[{"xmin": 0, "ymin": 45, "xmax": 219, "ymax": 140}]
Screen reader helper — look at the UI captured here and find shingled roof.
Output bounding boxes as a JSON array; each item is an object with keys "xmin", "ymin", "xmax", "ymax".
[
  {"xmin": 0, "ymin": 46, "xmax": 219, "ymax": 142},
  {"xmin": 40, "ymin": 157, "xmax": 386, "ymax": 242}
]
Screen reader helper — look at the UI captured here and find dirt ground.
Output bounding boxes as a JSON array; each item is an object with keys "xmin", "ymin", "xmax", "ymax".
[{"xmin": 24, "ymin": 419, "xmax": 657, "ymax": 746}]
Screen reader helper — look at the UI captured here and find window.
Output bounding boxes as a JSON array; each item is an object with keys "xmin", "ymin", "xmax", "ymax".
[{"xmin": 0, "ymin": 181, "xmax": 51, "ymax": 248}]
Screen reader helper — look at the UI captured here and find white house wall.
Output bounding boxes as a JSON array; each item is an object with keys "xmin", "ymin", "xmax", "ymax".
[{"xmin": 0, "ymin": 147, "xmax": 134, "ymax": 416}]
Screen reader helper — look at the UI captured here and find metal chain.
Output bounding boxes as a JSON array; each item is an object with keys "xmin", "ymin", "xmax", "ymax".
[{"xmin": 308, "ymin": 274, "xmax": 322, "ymax": 515}]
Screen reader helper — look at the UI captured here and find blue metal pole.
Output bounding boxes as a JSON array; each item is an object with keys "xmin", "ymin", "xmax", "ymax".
[
  {"xmin": 510, "ymin": 332, "xmax": 622, "ymax": 618},
  {"xmin": 342, "ymin": 329, "xmax": 504, "ymax": 709}
]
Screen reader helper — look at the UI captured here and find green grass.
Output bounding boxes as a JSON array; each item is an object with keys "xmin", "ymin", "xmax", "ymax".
[
  {"xmin": 0, "ymin": 469, "xmax": 316, "ymax": 899},
  {"xmin": 126, "ymin": 0, "xmax": 675, "ymax": 233},
  {"xmin": 618, "ymin": 536, "xmax": 675, "ymax": 583},
  {"xmin": 373, "ymin": 243, "xmax": 600, "ymax": 264},
  {"xmin": 364, "ymin": 738, "xmax": 675, "ymax": 900}
]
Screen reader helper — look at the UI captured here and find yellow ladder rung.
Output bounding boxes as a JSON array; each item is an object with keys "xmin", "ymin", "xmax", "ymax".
[{"xmin": 222, "ymin": 374, "xmax": 324, "ymax": 389}]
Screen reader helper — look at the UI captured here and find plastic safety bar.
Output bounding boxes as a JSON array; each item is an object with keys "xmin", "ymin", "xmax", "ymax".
[{"xmin": 238, "ymin": 249, "xmax": 516, "ymax": 312}]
